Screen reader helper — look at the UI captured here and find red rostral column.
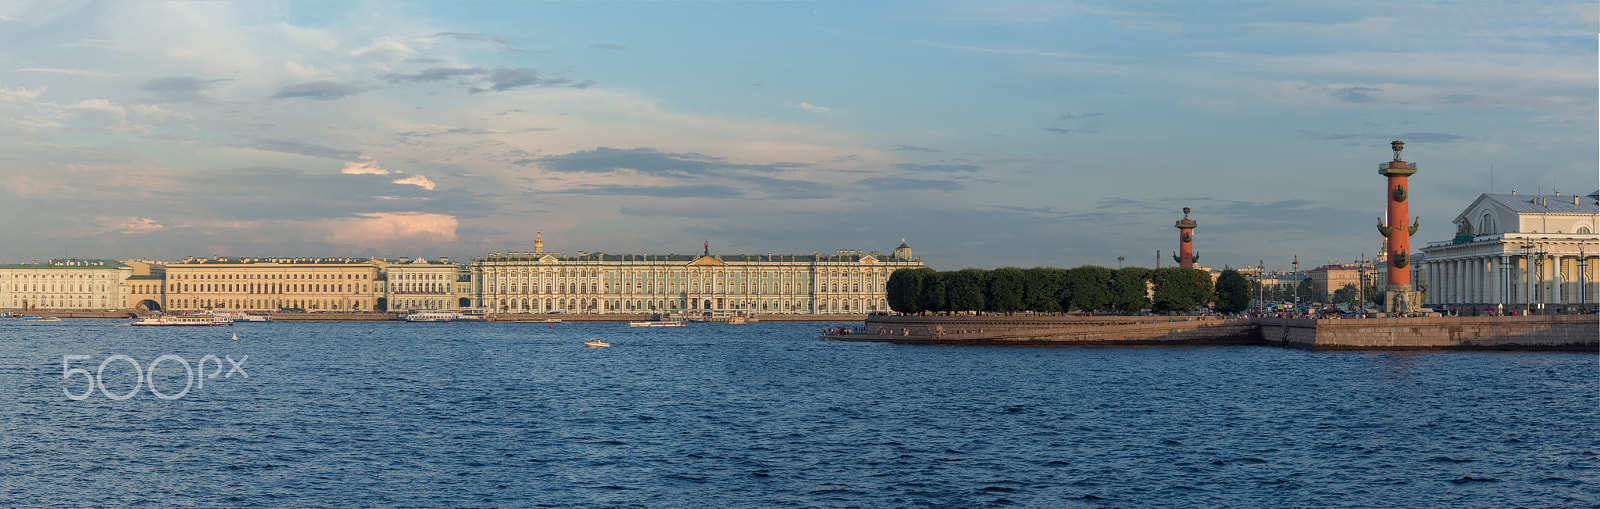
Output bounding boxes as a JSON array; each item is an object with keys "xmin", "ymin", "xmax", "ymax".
[
  {"xmin": 1378, "ymin": 140, "xmax": 1420, "ymax": 312},
  {"xmin": 1174, "ymin": 207, "xmax": 1197, "ymax": 268}
]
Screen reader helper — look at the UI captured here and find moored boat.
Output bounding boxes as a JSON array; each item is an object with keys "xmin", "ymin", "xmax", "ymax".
[
  {"xmin": 628, "ymin": 320, "xmax": 685, "ymax": 327},
  {"xmin": 582, "ymin": 339, "xmax": 611, "ymax": 348},
  {"xmin": 404, "ymin": 311, "xmax": 456, "ymax": 322},
  {"xmin": 22, "ymin": 316, "xmax": 62, "ymax": 322}
]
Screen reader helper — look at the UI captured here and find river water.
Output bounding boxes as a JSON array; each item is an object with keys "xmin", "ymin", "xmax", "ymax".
[{"xmin": 0, "ymin": 319, "xmax": 1594, "ymax": 507}]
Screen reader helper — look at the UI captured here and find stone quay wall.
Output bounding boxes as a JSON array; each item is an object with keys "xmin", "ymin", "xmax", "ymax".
[
  {"xmin": 850, "ymin": 315, "xmax": 1258, "ymax": 346},
  {"xmin": 836, "ymin": 314, "xmax": 1595, "ymax": 350},
  {"xmin": 1259, "ymin": 315, "xmax": 1596, "ymax": 350}
]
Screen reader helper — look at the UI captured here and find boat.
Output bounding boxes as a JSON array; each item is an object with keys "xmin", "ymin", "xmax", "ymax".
[
  {"xmin": 21, "ymin": 316, "xmax": 62, "ymax": 322},
  {"xmin": 404, "ymin": 311, "xmax": 456, "ymax": 322},
  {"xmin": 130, "ymin": 315, "xmax": 233, "ymax": 326},
  {"xmin": 512, "ymin": 318, "xmax": 562, "ymax": 324},
  {"xmin": 727, "ymin": 316, "xmax": 749, "ymax": 324},
  {"xmin": 207, "ymin": 311, "xmax": 271, "ymax": 322},
  {"xmin": 582, "ymin": 339, "xmax": 611, "ymax": 348},
  {"xmin": 454, "ymin": 309, "xmax": 489, "ymax": 322},
  {"xmin": 628, "ymin": 320, "xmax": 685, "ymax": 327}
]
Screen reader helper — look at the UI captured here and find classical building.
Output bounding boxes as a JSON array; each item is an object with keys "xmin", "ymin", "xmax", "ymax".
[
  {"xmin": 0, "ymin": 259, "xmax": 134, "ymax": 311},
  {"xmin": 1305, "ymin": 263, "xmax": 1379, "ymax": 302},
  {"xmin": 163, "ymin": 256, "xmax": 381, "ymax": 312},
  {"xmin": 122, "ymin": 260, "xmax": 167, "ymax": 311},
  {"xmin": 1417, "ymin": 191, "xmax": 1599, "ymax": 314},
  {"xmin": 379, "ymin": 257, "xmax": 467, "ymax": 311},
  {"xmin": 469, "ymin": 234, "xmax": 924, "ymax": 315}
]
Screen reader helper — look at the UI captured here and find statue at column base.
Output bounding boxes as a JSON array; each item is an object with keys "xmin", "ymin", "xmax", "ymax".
[{"xmin": 1384, "ymin": 289, "xmax": 1423, "ymax": 314}]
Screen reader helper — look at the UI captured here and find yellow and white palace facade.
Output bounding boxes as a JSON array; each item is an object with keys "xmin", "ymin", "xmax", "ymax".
[
  {"xmin": 469, "ymin": 237, "xmax": 924, "ymax": 315},
  {"xmin": 162, "ymin": 257, "xmax": 381, "ymax": 312}
]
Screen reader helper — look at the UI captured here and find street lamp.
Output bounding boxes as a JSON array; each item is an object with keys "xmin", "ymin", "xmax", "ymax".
[
  {"xmin": 1118, "ymin": 256, "xmax": 1125, "ymax": 269},
  {"xmin": 1292, "ymin": 255, "xmax": 1300, "ymax": 314}
]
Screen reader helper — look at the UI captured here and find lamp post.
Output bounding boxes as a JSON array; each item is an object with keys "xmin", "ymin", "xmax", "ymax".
[
  {"xmin": 1292, "ymin": 255, "xmax": 1300, "ymax": 315},
  {"xmin": 1118, "ymin": 257, "xmax": 1125, "ymax": 269}
]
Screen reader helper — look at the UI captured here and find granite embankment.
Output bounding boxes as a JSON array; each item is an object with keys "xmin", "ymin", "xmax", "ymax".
[{"xmin": 831, "ymin": 314, "xmax": 1596, "ymax": 351}]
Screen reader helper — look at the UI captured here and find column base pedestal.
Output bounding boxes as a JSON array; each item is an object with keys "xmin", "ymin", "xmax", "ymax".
[{"xmin": 1384, "ymin": 289, "xmax": 1423, "ymax": 314}]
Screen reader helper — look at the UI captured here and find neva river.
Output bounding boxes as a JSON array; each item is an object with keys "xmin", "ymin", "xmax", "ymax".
[{"xmin": 1, "ymin": 319, "xmax": 1594, "ymax": 507}]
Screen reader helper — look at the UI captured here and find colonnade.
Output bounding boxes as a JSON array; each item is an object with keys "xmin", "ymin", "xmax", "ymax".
[{"xmin": 1423, "ymin": 253, "xmax": 1596, "ymax": 311}]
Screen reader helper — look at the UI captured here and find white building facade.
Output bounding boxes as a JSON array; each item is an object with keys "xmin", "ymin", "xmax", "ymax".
[
  {"xmin": 0, "ymin": 259, "xmax": 133, "ymax": 311},
  {"xmin": 381, "ymin": 257, "xmax": 465, "ymax": 311},
  {"xmin": 469, "ymin": 235, "xmax": 924, "ymax": 315},
  {"xmin": 1417, "ymin": 192, "xmax": 1599, "ymax": 314}
]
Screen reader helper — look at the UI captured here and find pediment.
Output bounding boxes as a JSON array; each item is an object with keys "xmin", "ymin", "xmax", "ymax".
[{"xmin": 689, "ymin": 256, "xmax": 724, "ymax": 266}]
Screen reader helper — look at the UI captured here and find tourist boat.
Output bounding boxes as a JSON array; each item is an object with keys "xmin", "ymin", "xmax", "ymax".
[
  {"xmin": 727, "ymin": 316, "xmax": 749, "ymax": 324},
  {"xmin": 455, "ymin": 309, "xmax": 489, "ymax": 322},
  {"xmin": 207, "ymin": 311, "xmax": 272, "ymax": 322},
  {"xmin": 21, "ymin": 316, "xmax": 62, "ymax": 322},
  {"xmin": 404, "ymin": 311, "xmax": 457, "ymax": 322},
  {"xmin": 582, "ymin": 339, "xmax": 611, "ymax": 348},
  {"xmin": 628, "ymin": 320, "xmax": 685, "ymax": 327},
  {"xmin": 130, "ymin": 314, "xmax": 233, "ymax": 326},
  {"xmin": 512, "ymin": 318, "xmax": 562, "ymax": 323}
]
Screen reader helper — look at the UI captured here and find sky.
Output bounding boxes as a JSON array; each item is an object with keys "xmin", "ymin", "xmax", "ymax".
[{"xmin": 0, "ymin": 1, "xmax": 1595, "ymax": 272}]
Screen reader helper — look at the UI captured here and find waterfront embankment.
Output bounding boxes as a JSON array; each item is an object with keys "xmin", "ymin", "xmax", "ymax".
[
  {"xmin": 827, "ymin": 314, "xmax": 1596, "ymax": 351},
  {"xmin": 2, "ymin": 309, "xmax": 870, "ymax": 323}
]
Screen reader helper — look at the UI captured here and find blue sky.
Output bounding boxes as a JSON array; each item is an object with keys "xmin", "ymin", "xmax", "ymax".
[{"xmin": 0, "ymin": 1, "xmax": 1594, "ymax": 271}]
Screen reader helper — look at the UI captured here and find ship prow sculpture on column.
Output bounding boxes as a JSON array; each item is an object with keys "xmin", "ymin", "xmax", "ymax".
[{"xmin": 1376, "ymin": 140, "xmax": 1423, "ymax": 314}]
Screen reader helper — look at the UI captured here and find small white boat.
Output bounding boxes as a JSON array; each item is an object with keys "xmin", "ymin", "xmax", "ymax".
[
  {"xmin": 404, "ymin": 311, "xmax": 455, "ymax": 322},
  {"xmin": 583, "ymin": 339, "xmax": 611, "ymax": 348},
  {"xmin": 628, "ymin": 320, "xmax": 684, "ymax": 327},
  {"xmin": 22, "ymin": 316, "xmax": 62, "ymax": 322}
]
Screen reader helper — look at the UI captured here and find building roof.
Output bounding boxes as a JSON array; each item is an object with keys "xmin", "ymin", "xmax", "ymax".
[
  {"xmin": 172, "ymin": 256, "xmax": 379, "ymax": 265},
  {"xmin": 474, "ymin": 251, "xmax": 900, "ymax": 264},
  {"xmin": 1478, "ymin": 193, "xmax": 1599, "ymax": 215},
  {"xmin": 0, "ymin": 259, "xmax": 129, "ymax": 270}
]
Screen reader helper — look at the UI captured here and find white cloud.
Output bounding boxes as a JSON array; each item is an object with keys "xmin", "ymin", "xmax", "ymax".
[
  {"xmin": 795, "ymin": 102, "xmax": 831, "ymax": 114},
  {"xmin": 341, "ymin": 157, "xmax": 389, "ymax": 175},
  {"xmin": 324, "ymin": 212, "xmax": 458, "ymax": 247},
  {"xmin": 113, "ymin": 217, "xmax": 165, "ymax": 234},
  {"xmin": 392, "ymin": 174, "xmax": 436, "ymax": 190},
  {"xmin": 16, "ymin": 67, "xmax": 115, "ymax": 78},
  {"xmin": 351, "ymin": 36, "xmax": 418, "ymax": 61}
]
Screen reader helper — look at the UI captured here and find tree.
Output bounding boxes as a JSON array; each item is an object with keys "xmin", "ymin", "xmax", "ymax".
[
  {"xmin": 887, "ymin": 267, "xmax": 935, "ymax": 313},
  {"xmin": 1297, "ymin": 278, "xmax": 1320, "ymax": 304},
  {"xmin": 945, "ymin": 269, "xmax": 987, "ymax": 312},
  {"xmin": 1214, "ymin": 269, "xmax": 1251, "ymax": 314},
  {"xmin": 1151, "ymin": 267, "xmax": 1215, "ymax": 314},
  {"xmin": 985, "ymin": 267, "xmax": 1026, "ymax": 313},
  {"xmin": 1110, "ymin": 267, "xmax": 1152, "ymax": 314},
  {"xmin": 1065, "ymin": 265, "xmax": 1114, "ymax": 312},
  {"xmin": 1333, "ymin": 283, "xmax": 1359, "ymax": 305},
  {"xmin": 1022, "ymin": 268, "xmax": 1068, "ymax": 313},
  {"xmin": 920, "ymin": 271, "xmax": 949, "ymax": 312}
]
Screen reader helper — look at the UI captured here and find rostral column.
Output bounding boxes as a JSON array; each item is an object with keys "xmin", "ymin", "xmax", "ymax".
[
  {"xmin": 1174, "ymin": 207, "xmax": 1197, "ymax": 268},
  {"xmin": 1377, "ymin": 140, "xmax": 1421, "ymax": 313}
]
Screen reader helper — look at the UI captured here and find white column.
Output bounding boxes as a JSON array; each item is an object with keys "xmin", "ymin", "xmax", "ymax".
[
  {"xmin": 1551, "ymin": 254, "xmax": 1564, "ymax": 305},
  {"xmin": 1488, "ymin": 257, "xmax": 1501, "ymax": 307},
  {"xmin": 1470, "ymin": 256, "xmax": 1482, "ymax": 306},
  {"xmin": 1426, "ymin": 261, "xmax": 1437, "ymax": 305},
  {"xmin": 1454, "ymin": 259, "xmax": 1464, "ymax": 304},
  {"xmin": 1527, "ymin": 255, "xmax": 1537, "ymax": 308}
]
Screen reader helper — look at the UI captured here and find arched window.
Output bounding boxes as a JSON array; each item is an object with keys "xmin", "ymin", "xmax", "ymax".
[
  {"xmin": 1479, "ymin": 213, "xmax": 1495, "ymax": 235},
  {"xmin": 1579, "ymin": 226, "xmax": 1593, "ymax": 234}
]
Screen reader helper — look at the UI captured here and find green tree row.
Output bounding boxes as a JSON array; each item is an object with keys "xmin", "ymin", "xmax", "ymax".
[{"xmin": 886, "ymin": 266, "xmax": 1216, "ymax": 315}]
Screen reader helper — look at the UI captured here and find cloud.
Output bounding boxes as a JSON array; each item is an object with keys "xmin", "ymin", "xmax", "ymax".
[
  {"xmin": 1298, "ymin": 131, "xmax": 1481, "ymax": 145},
  {"xmin": 381, "ymin": 67, "xmax": 490, "ymax": 83},
  {"xmin": 1238, "ymin": 17, "xmax": 1396, "ymax": 35},
  {"xmin": 530, "ymin": 147, "xmax": 801, "ymax": 176},
  {"xmin": 857, "ymin": 176, "xmax": 964, "ymax": 191},
  {"xmin": 1044, "ymin": 128, "xmax": 1099, "ymax": 135},
  {"xmin": 109, "ymin": 216, "xmax": 165, "ymax": 234},
  {"xmin": 138, "ymin": 76, "xmax": 230, "ymax": 102},
  {"xmin": 269, "ymin": 80, "xmax": 364, "ymax": 101},
  {"xmin": 350, "ymin": 36, "xmax": 418, "ymax": 61},
  {"xmin": 1330, "ymin": 86, "xmax": 1380, "ymax": 103},
  {"xmin": 591, "ymin": 43, "xmax": 625, "ymax": 50},
  {"xmin": 1057, "ymin": 112, "xmax": 1104, "ymax": 120},
  {"xmin": 342, "ymin": 158, "xmax": 389, "ymax": 175},
  {"xmin": 392, "ymin": 174, "xmax": 436, "ymax": 190},
  {"xmin": 469, "ymin": 67, "xmax": 592, "ymax": 93},
  {"xmin": 324, "ymin": 212, "xmax": 459, "ymax": 247},
  {"xmin": 795, "ymin": 102, "xmax": 831, "ymax": 114},
  {"xmin": 894, "ymin": 163, "xmax": 980, "ymax": 173},
  {"xmin": 17, "ymin": 68, "xmax": 114, "ymax": 78},
  {"xmin": 554, "ymin": 184, "xmax": 743, "ymax": 199},
  {"xmin": 893, "ymin": 145, "xmax": 939, "ymax": 152},
  {"xmin": 247, "ymin": 139, "xmax": 363, "ymax": 160}
]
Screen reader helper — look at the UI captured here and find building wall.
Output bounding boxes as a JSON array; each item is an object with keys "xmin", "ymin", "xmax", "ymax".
[
  {"xmin": 470, "ymin": 245, "xmax": 923, "ymax": 315},
  {"xmin": 0, "ymin": 260, "xmax": 132, "ymax": 311},
  {"xmin": 383, "ymin": 259, "xmax": 462, "ymax": 311},
  {"xmin": 164, "ymin": 257, "xmax": 380, "ymax": 312}
]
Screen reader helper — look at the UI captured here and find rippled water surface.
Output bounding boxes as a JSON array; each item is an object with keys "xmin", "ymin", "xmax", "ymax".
[{"xmin": 0, "ymin": 319, "xmax": 1595, "ymax": 507}]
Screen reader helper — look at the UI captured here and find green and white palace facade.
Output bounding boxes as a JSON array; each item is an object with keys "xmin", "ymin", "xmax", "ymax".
[{"xmin": 468, "ymin": 235, "xmax": 923, "ymax": 315}]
